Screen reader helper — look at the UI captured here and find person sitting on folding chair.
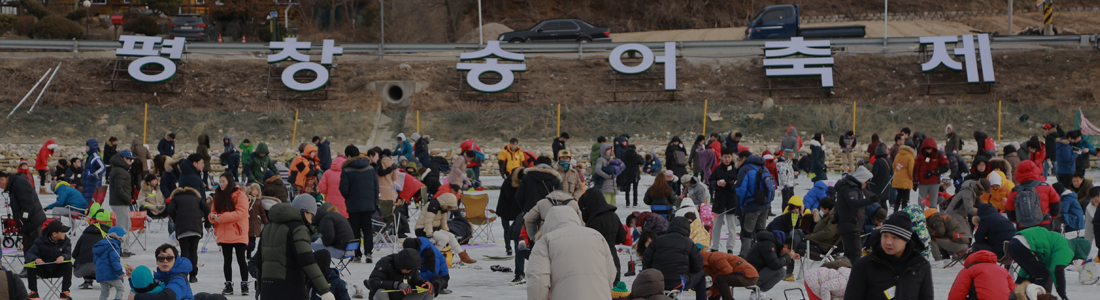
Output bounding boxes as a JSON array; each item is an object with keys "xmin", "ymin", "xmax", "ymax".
[
  {"xmin": 805, "ymin": 198, "xmax": 839, "ymax": 257},
  {"xmin": 137, "ymin": 174, "xmax": 169, "ymax": 219},
  {"xmin": 25, "ymin": 220, "xmax": 74, "ymax": 300},
  {"xmin": 402, "ymin": 236, "xmax": 450, "ymax": 296},
  {"xmin": 414, "ymin": 193, "xmax": 476, "ymax": 264},
  {"xmin": 71, "ymin": 209, "xmax": 111, "ymax": 290},
  {"xmin": 45, "ymin": 182, "xmax": 87, "ymax": 217},
  {"xmin": 366, "ymin": 249, "xmax": 431, "ymax": 300},
  {"xmin": 700, "ymin": 247, "xmax": 759, "ymax": 300},
  {"xmin": 925, "ymin": 208, "xmax": 971, "ymax": 263},
  {"xmin": 642, "ymin": 177, "xmax": 677, "ymax": 220},
  {"xmin": 311, "ymin": 203, "xmax": 355, "ymax": 258}
]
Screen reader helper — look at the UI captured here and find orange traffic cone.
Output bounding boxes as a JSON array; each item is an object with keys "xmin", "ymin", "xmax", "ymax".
[
  {"xmin": 241, "ymin": 35, "xmax": 247, "ymax": 43},
  {"xmin": 217, "ymin": 34, "xmax": 223, "ymax": 43}
]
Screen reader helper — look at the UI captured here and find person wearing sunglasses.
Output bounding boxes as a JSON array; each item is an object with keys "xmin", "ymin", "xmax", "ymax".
[{"xmin": 127, "ymin": 244, "xmax": 193, "ymax": 300}]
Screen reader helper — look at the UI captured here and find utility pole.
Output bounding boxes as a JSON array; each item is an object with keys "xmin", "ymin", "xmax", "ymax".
[
  {"xmin": 1008, "ymin": 0, "xmax": 1014, "ymax": 34},
  {"xmin": 478, "ymin": 0, "xmax": 484, "ymax": 45}
]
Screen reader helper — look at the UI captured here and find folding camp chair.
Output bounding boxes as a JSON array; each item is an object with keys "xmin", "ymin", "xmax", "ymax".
[
  {"xmin": 460, "ymin": 193, "xmax": 497, "ymax": 244},
  {"xmin": 36, "ymin": 274, "xmax": 65, "ymax": 300},
  {"xmin": 127, "ymin": 211, "xmax": 149, "ymax": 251},
  {"xmin": 0, "ymin": 249, "xmax": 22, "ymax": 273},
  {"xmin": 333, "ymin": 242, "xmax": 360, "ymax": 276},
  {"xmin": 372, "ymin": 211, "xmax": 401, "ymax": 254}
]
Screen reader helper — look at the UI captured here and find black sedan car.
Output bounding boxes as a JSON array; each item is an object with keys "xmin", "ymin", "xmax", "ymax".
[{"xmin": 497, "ymin": 19, "xmax": 611, "ymax": 43}]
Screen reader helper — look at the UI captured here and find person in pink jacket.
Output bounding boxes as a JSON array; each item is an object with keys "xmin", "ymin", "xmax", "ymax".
[
  {"xmin": 209, "ymin": 173, "xmax": 252, "ymax": 296},
  {"xmin": 318, "ymin": 156, "xmax": 348, "ymax": 218}
]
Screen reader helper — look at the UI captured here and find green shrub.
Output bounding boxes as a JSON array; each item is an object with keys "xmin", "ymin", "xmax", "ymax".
[
  {"xmin": 17, "ymin": 0, "xmax": 49, "ymax": 19},
  {"xmin": 29, "ymin": 15, "xmax": 85, "ymax": 39},
  {"xmin": 0, "ymin": 14, "xmax": 17, "ymax": 33},
  {"xmin": 130, "ymin": 16, "xmax": 160, "ymax": 36},
  {"xmin": 65, "ymin": 8, "xmax": 87, "ymax": 22}
]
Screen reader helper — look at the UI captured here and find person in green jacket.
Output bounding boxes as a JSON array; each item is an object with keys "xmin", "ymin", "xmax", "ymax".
[
  {"xmin": 256, "ymin": 202, "xmax": 336, "ymax": 300},
  {"xmin": 1007, "ymin": 227, "xmax": 1073, "ymax": 300},
  {"xmin": 589, "ymin": 136, "xmax": 607, "ymax": 176},
  {"xmin": 239, "ymin": 139, "xmax": 254, "ymax": 162},
  {"xmin": 243, "ymin": 143, "xmax": 277, "ymax": 184}
]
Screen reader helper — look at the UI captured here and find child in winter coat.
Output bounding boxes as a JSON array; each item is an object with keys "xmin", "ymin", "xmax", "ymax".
[
  {"xmin": 137, "ymin": 174, "xmax": 168, "ymax": 218},
  {"xmin": 26, "ymin": 220, "xmax": 74, "ymax": 300},
  {"xmin": 947, "ymin": 250, "xmax": 1015, "ymax": 300},
  {"xmin": 630, "ymin": 269, "xmax": 673, "ymax": 300},
  {"xmin": 94, "ymin": 227, "xmax": 127, "ymax": 300},
  {"xmin": 643, "ymin": 154, "xmax": 662, "ymax": 176},
  {"xmin": 309, "ymin": 250, "xmax": 350, "ymax": 300},
  {"xmin": 129, "ymin": 265, "xmax": 176, "ymax": 300}
]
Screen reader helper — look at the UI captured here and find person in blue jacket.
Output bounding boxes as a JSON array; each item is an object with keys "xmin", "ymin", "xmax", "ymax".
[
  {"xmin": 1054, "ymin": 131, "xmax": 1081, "ymax": 187},
  {"xmin": 1052, "ymin": 183, "xmax": 1085, "ymax": 233},
  {"xmin": 83, "ymin": 139, "xmax": 106, "ymax": 203},
  {"xmin": 734, "ymin": 151, "xmax": 771, "ymax": 256},
  {"xmin": 158, "ymin": 132, "xmax": 176, "ymax": 158},
  {"xmin": 643, "ymin": 153, "xmax": 663, "ymax": 177},
  {"xmin": 402, "ymin": 236, "xmax": 450, "ymax": 295},
  {"xmin": 972, "ymin": 203, "xmax": 1016, "ymax": 259},
  {"xmin": 393, "ymin": 134, "xmax": 414, "ymax": 164},
  {"xmin": 94, "ymin": 226, "xmax": 127, "ymax": 300},
  {"xmin": 130, "ymin": 244, "xmax": 194, "ymax": 300},
  {"xmin": 45, "ymin": 182, "xmax": 88, "ymax": 214},
  {"xmin": 802, "ymin": 180, "xmax": 829, "ymax": 215}
]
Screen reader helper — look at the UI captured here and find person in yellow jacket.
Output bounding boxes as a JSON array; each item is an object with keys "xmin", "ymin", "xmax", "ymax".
[
  {"xmin": 890, "ymin": 138, "xmax": 916, "ymax": 212},
  {"xmin": 981, "ymin": 171, "xmax": 1015, "ymax": 211},
  {"xmin": 498, "ymin": 138, "xmax": 525, "ymax": 175}
]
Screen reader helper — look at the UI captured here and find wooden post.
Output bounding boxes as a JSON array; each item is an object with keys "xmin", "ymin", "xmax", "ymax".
[
  {"xmin": 143, "ymin": 103, "xmax": 148, "ymax": 145},
  {"xmin": 702, "ymin": 99, "xmax": 709, "ymax": 135},
  {"xmin": 416, "ymin": 110, "xmax": 420, "ymax": 134},
  {"xmin": 292, "ymin": 109, "xmax": 299, "ymax": 148},
  {"xmin": 852, "ymin": 102, "xmax": 857, "ymax": 135},
  {"xmin": 556, "ymin": 104, "xmax": 561, "ymax": 137}
]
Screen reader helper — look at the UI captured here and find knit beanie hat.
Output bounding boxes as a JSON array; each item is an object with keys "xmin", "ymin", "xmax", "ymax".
[
  {"xmin": 1052, "ymin": 182, "xmax": 1066, "ymax": 195},
  {"xmin": 130, "ymin": 265, "xmax": 164, "ymax": 293},
  {"xmin": 851, "ymin": 166, "xmax": 873, "ymax": 184},
  {"xmin": 108, "ymin": 226, "xmax": 127, "ymax": 240},
  {"xmin": 262, "ymin": 170, "xmax": 276, "ymax": 182},
  {"xmin": 345, "ymin": 145, "xmax": 360, "ymax": 157},
  {"xmin": 611, "ymin": 281, "xmax": 630, "ymax": 300},
  {"xmin": 882, "ymin": 211, "xmax": 915, "ymax": 243},
  {"xmin": 988, "ymin": 172, "xmax": 1003, "ymax": 186},
  {"xmin": 771, "ymin": 230, "xmax": 787, "ymax": 246},
  {"xmin": 292, "ymin": 194, "xmax": 318, "ymax": 215},
  {"xmin": 535, "ymin": 156, "xmax": 553, "ymax": 167},
  {"xmin": 923, "ymin": 208, "xmax": 939, "ymax": 219},
  {"xmin": 680, "ymin": 174, "xmax": 694, "ymax": 185}
]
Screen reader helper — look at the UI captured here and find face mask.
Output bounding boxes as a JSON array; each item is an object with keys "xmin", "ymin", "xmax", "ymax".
[{"xmin": 558, "ymin": 160, "xmax": 571, "ymax": 171}]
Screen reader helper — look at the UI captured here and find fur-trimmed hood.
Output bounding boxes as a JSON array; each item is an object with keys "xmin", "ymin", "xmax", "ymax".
[
  {"xmin": 988, "ymin": 158, "xmax": 1014, "ymax": 181},
  {"xmin": 523, "ymin": 166, "xmax": 561, "ymax": 181},
  {"xmin": 169, "ymin": 186, "xmax": 200, "ymax": 199},
  {"xmin": 341, "ymin": 155, "xmax": 372, "ymax": 170},
  {"xmin": 509, "ymin": 167, "xmax": 524, "ymax": 188},
  {"xmin": 898, "ymin": 145, "xmax": 916, "ymax": 156}
]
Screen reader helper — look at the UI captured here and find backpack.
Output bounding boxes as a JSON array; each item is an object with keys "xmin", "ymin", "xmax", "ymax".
[
  {"xmin": 608, "ymin": 159, "xmax": 625, "ymax": 177},
  {"xmin": 470, "ymin": 150, "xmax": 485, "ymax": 164},
  {"xmin": 674, "ymin": 150, "xmax": 687, "ymax": 166},
  {"xmin": 747, "ymin": 166, "xmax": 777, "ymax": 206},
  {"xmin": 1012, "ymin": 180, "xmax": 1047, "ymax": 228}
]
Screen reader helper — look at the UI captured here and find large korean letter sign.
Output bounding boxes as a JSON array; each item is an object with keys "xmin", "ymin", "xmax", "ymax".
[
  {"xmin": 456, "ymin": 41, "xmax": 527, "ymax": 93},
  {"xmin": 920, "ymin": 34, "xmax": 995, "ymax": 83},
  {"xmin": 269, "ymin": 38, "xmax": 343, "ymax": 92},
  {"xmin": 608, "ymin": 42, "xmax": 677, "ymax": 91},
  {"xmin": 116, "ymin": 35, "xmax": 186, "ymax": 83},
  {"xmin": 763, "ymin": 37, "xmax": 834, "ymax": 88}
]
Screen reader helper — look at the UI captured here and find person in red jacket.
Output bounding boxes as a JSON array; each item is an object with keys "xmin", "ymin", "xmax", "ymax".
[
  {"xmin": 1006, "ymin": 160, "xmax": 1060, "ymax": 230},
  {"xmin": 1027, "ymin": 137, "xmax": 1046, "ymax": 170},
  {"xmin": 35, "ymin": 139, "xmax": 58, "ymax": 193},
  {"xmin": 708, "ymin": 134, "xmax": 723, "ymax": 154},
  {"xmin": 947, "ymin": 250, "xmax": 1015, "ymax": 300},
  {"xmin": 762, "ymin": 151, "xmax": 778, "ymax": 188},
  {"xmin": 459, "ymin": 139, "xmax": 484, "ymax": 187},
  {"xmin": 913, "ymin": 137, "xmax": 950, "ymax": 209}
]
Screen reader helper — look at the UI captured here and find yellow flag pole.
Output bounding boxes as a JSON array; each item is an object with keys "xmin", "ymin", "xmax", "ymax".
[
  {"xmin": 291, "ymin": 109, "xmax": 299, "ymax": 147},
  {"xmin": 702, "ymin": 99, "xmax": 709, "ymax": 135},
  {"xmin": 416, "ymin": 110, "xmax": 420, "ymax": 134},
  {"xmin": 142, "ymin": 103, "xmax": 148, "ymax": 145},
  {"xmin": 556, "ymin": 104, "xmax": 561, "ymax": 137},
  {"xmin": 852, "ymin": 102, "xmax": 857, "ymax": 135}
]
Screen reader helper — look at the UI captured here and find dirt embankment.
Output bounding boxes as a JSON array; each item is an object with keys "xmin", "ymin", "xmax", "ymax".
[{"xmin": 0, "ymin": 50, "xmax": 1097, "ymax": 144}]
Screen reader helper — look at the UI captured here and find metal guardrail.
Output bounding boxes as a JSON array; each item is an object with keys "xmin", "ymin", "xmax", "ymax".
[{"xmin": 0, "ymin": 35, "xmax": 1091, "ymax": 53}]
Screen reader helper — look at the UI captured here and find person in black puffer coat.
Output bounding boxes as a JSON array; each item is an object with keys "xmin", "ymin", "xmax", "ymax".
[
  {"xmin": 178, "ymin": 154, "xmax": 207, "ymax": 197},
  {"xmin": 166, "ymin": 186, "xmax": 210, "ymax": 281},
  {"xmin": 869, "ymin": 143, "xmax": 894, "ymax": 207},
  {"xmin": 834, "ymin": 167, "xmax": 882, "ymax": 263},
  {"xmin": 578, "ymin": 189, "xmax": 627, "ymax": 283},
  {"xmin": 366, "ymin": 249, "xmax": 429, "ymax": 300},
  {"xmin": 1, "ymin": 171, "xmax": 46, "ymax": 252},
  {"xmin": 71, "ymin": 222, "xmax": 107, "ymax": 289},
  {"xmin": 310, "ymin": 203, "xmax": 355, "ymax": 257},
  {"xmin": 496, "ymin": 168, "xmax": 523, "ymax": 256},
  {"xmin": 618, "ymin": 146, "xmax": 645, "ymax": 207},
  {"xmin": 339, "ymin": 153, "xmax": 380, "ymax": 262},
  {"xmin": 972, "ymin": 203, "xmax": 1016, "ymax": 259},
  {"xmin": 642, "ymin": 217, "xmax": 705, "ymax": 300},
  {"xmin": 745, "ymin": 230, "xmax": 796, "ymax": 295},
  {"xmin": 844, "ymin": 211, "xmax": 933, "ymax": 300},
  {"xmin": 514, "ymin": 158, "xmax": 562, "ymax": 214}
]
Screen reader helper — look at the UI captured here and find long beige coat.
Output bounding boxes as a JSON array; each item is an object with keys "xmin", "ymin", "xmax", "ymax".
[{"xmin": 526, "ymin": 206, "xmax": 616, "ymax": 300}]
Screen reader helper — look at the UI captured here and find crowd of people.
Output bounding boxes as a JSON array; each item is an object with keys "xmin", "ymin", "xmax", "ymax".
[{"xmin": 0, "ymin": 123, "xmax": 1096, "ymax": 300}]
